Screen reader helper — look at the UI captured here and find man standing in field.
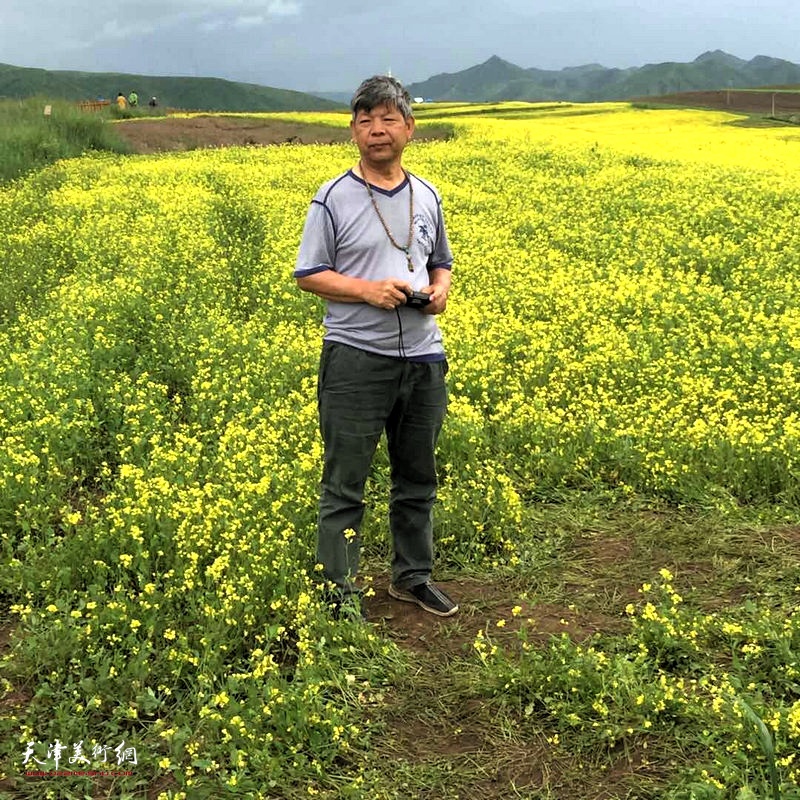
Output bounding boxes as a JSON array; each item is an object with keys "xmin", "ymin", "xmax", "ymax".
[{"xmin": 294, "ymin": 75, "xmax": 458, "ymax": 618}]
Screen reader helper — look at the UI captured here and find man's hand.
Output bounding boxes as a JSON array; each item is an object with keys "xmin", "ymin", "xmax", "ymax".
[
  {"xmin": 363, "ymin": 278, "xmax": 413, "ymax": 309},
  {"xmin": 420, "ymin": 283, "xmax": 448, "ymax": 315}
]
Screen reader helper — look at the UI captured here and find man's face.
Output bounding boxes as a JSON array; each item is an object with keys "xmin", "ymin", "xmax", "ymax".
[{"xmin": 350, "ymin": 103, "xmax": 415, "ymax": 168}]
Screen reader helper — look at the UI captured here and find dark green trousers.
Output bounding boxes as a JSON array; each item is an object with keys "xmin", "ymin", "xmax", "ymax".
[{"xmin": 316, "ymin": 341, "xmax": 448, "ymax": 594}]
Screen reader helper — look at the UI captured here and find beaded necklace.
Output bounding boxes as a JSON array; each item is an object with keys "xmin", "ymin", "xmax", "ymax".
[{"xmin": 358, "ymin": 161, "xmax": 415, "ymax": 272}]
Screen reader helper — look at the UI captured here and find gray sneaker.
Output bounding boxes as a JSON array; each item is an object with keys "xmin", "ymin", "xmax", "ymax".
[{"xmin": 388, "ymin": 581, "xmax": 458, "ymax": 617}]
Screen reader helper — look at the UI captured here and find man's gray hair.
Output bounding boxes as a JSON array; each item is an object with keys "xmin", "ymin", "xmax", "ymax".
[{"xmin": 351, "ymin": 75, "xmax": 413, "ymax": 120}]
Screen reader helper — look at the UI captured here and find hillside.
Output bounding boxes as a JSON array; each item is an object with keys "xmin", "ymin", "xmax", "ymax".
[
  {"xmin": 407, "ymin": 51, "xmax": 800, "ymax": 102},
  {"xmin": 0, "ymin": 63, "xmax": 343, "ymax": 112}
]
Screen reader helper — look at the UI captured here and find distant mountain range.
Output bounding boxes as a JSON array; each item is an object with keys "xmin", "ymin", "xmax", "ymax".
[
  {"xmin": 405, "ymin": 51, "xmax": 800, "ymax": 103},
  {"xmin": 5, "ymin": 51, "xmax": 800, "ymax": 111},
  {"xmin": 310, "ymin": 91, "xmax": 353, "ymax": 105},
  {"xmin": 0, "ymin": 63, "xmax": 343, "ymax": 112}
]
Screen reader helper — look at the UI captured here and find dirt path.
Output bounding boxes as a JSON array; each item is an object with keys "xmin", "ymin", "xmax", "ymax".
[
  {"xmin": 114, "ymin": 115, "xmax": 451, "ymax": 154},
  {"xmin": 366, "ymin": 574, "xmax": 624, "ymax": 652},
  {"xmin": 362, "ymin": 574, "xmax": 648, "ymax": 800}
]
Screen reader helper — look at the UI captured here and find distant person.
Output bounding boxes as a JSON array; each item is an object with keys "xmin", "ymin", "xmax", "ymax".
[
  {"xmin": 128, "ymin": 91, "xmax": 138, "ymax": 107},
  {"xmin": 116, "ymin": 92, "xmax": 127, "ymax": 110},
  {"xmin": 148, "ymin": 96, "xmax": 158, "ymax": 108}
]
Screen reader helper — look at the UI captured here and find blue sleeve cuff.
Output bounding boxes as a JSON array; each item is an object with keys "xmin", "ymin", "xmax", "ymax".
[
  {"xmin": 427, "ymin": 262, "xmax": 452, "ymax": 271},
  {"xmin": 294, "ymin": 264, "xmax": 333, "ymax": 278}
]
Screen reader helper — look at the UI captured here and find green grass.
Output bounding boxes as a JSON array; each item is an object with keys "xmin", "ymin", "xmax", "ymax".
[
  {"xmin": 0, "ymin": 97, "xmax": 130, "ymax": 184},
  {"xmin": 0, "ymin": 61, "xmax": 344, "ymax": 113}
]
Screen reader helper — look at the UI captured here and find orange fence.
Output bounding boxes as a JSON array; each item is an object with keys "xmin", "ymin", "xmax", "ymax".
[
  {"xmin": 78, "ymin": 100, "xmax": 111, "ymax": 112},
  {"xmin": 77, "ymin": 100, "xmax": 195, "ymax": 114}
]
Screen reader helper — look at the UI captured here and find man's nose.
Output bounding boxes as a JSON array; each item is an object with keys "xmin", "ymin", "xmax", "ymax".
[{"xmin": 369, "ymin": 119, "xmax": 386, "ymax": 135}]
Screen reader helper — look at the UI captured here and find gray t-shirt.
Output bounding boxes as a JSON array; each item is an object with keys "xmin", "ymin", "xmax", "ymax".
[{"xmin": 294, "ymin": 169, "xmax": 453, "ymax": 361}]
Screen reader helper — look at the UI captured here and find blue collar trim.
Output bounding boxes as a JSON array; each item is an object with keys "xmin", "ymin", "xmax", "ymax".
[{"xmin": 348, "ymin": 169, "xmax": 409, "ymax": 197}]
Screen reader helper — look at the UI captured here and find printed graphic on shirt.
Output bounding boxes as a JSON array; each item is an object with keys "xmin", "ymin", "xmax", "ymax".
[{"xmin": 414, "ymin": 213, "xmax": 434, "ymax": 252}]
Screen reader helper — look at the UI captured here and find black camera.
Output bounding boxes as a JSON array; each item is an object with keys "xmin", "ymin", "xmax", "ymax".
[{"xmin": 403, "ymin": 289, "xmax": 432, "ymax": 310}]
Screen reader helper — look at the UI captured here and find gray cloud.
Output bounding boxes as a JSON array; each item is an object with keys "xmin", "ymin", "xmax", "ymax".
[{"xmin": 2, "ymin": 0, "xmax": 798, "ymax": 92}]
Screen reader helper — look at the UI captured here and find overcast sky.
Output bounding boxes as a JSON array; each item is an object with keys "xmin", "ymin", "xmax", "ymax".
[{"xmin": 2, "ymin": 1, "xmax": 798, "ymax": 93}]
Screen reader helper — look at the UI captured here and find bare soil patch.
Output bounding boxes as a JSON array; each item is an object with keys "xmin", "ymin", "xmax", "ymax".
[
  {"xmin": 114, "ymin": 115, "xmax": 452, "ymax": 154},
  {"xmin": 366, "ymin": 574, "xmax": 624, "ymax": 655},
  {"xmin": 0, "ymin": 621, "xmax": 12, "ymax": 652},
  {"xmin": 637, "ymin": 89, "xmax": 800, "ymax": 120},
  {"xmin": 114, "ymin": 115, "xmax": 352, "ymax": 154},
  {"xmin": 363, "ymin": 570, "xmax": 646, "ymax": 798},
  {"xmin": 0, "ymin": 623, "xmax": 31, "ymax": 711},
  {"xmin": 773, "ymin": 524, "xmax": 800, "ymax": 547}
]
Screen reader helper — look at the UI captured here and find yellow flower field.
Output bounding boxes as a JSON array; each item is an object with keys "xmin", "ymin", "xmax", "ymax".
[{"xmin": 1, "ymin": 103, "xmax": 799, "ymax": 798}]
